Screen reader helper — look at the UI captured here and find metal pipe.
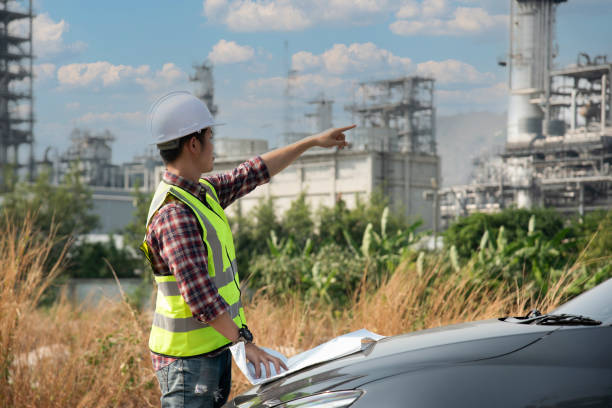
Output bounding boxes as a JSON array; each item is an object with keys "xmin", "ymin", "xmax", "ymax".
[
  {"xmin": 602, "ymin": 74, "xmax": 607, "ymax": 134},
  {"xmin": 570, "ymin": 88, "xmax": 577, "ymax": 131}
]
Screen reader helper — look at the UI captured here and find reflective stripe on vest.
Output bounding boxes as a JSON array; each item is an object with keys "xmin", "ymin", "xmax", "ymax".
[{"xmin": 142, "ymin": 179, "xmax": 245, "ymax": 357}]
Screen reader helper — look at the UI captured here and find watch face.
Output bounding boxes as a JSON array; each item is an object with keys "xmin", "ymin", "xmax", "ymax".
[{"xmin": 240, "ymin": 326, "xmax": 254, "ymax": 342}]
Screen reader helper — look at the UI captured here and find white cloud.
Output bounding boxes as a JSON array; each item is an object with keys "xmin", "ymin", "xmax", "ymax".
[
  {"xmin": 135, "ymin": 63, "xmax": 188, "ymax": 92},
  {"xmin": 247, "ymin": 74, "xmax": 346, "ymax": 99},
  {"xmin": 449, "ymin": 7, "xmax": 506, "ymax": 34},
  {"xmin": 292, "ymin": 43, "xmax": 411, "ymax": 75},
  {"xmin": 396, "ymin": 1, "xmax": 419, "ymax": 19},
  {"xmin": 74, "ymin": 111, "xmax": 145, "ymax": 125},
  {"xmin": 202, "ymin": 0, "xmax": 504, "ymax": 34},
  {"xmin": 246, "ymin": 76, "xmax": 285, "ymax": 94},
  {"xmin": 56, "ymin": 61, "xmax": 186, "ymax": 91},
  {"xmin": 11, "ymin": 13, "xmax": 87, "ymax": 60},
  {"xmin": 202, "ymin": 0, "xmax": 394, "ymax": 32},
  {"xmin": 422, "ymin": 0, "xmax": 447, "ymax": 17},
  {"xmin": 416, "ymin": 59, "xmax": 494, "ymax": 84},
  {"xmin": 203, "ymin": 0, "xmax": 229, "ymax": 18},
  {"xmin": 318, "ymin": 0, "xmax": 390, "ymax": 21},
  {"xmin": 208, "ymin": 40, "xmax": 255, "ymax": 64},
  {"xmin": 223, "ymin": 1, "xmax": 311, "ymax": 32},
  {"xmin": 57, "ymin": 62, "xmax": 149, "ymax": 87},
  {"xmin": 292, "ymin": 51, "xmax": 322, "ymax": 72},
  {"xmin": 390, "ymin": 6, "xmax": 507, "ymax": 36},
  {"xmin": 34, "ymin": 63, "xmax": 56, "ymax": 81},
  {"xmin": 65, "ymin": 102, "xmax": 80, "ymax": 110}
]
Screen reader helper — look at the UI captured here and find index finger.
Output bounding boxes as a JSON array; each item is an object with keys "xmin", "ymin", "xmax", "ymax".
[{"xmin": 336, "ymin": 124, "xmax": 356, "ymax": 132}]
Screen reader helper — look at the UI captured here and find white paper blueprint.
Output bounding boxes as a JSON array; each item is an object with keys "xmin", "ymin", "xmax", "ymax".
[{"xmin": 230, "ymin": 329, "xmax": 385, "ymax": 385}]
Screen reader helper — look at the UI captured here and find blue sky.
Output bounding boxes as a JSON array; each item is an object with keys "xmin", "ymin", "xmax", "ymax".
[{"xmin": 23, "ymin": 0, "xmax": 612, "ymax": 163}]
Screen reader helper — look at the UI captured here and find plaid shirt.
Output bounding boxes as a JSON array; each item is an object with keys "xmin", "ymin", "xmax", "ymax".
[{"xmin": 147, "ymin": 156, "xmax": 270, "ymax": 371}]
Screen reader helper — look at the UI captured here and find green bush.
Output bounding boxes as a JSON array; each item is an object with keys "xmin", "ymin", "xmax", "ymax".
[
  {"xmin": 443, "ymin": 208, "xmax": 568, "ymax": 259},
  {"xmin": 443, "ymin": 208, "xmax": 612, "ymax": 297},
  {"xmin": 68, "ymin": 237, "xmax": 140, "ymax": 279},
  {"xmin": 246, "ymin": 203, "xmax": 421, "ymax": 306}
]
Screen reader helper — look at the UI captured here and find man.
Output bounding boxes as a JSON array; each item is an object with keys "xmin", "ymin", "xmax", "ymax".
[{"xmin": 142, "ymin": 91, "xmax": 355, "ymax": 408}]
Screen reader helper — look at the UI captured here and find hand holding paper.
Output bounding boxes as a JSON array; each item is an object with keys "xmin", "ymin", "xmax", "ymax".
[
  {"xmin": 230, "ymin": 329, "xmax": 384, "ymax": 385},
  {"xmin": 244, "ymin": 342, "xmax": 288, "ymax": 379}
]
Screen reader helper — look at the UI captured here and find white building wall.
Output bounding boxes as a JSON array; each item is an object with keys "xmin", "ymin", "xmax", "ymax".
[{"xmin": 205, "ymin": 149, "xmax": 439, "ymax": 230}]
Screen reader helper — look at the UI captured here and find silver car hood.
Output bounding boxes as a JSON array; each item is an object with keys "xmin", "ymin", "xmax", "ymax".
[{"xmin": 226, "ymin": 319, "xmax": 557, "ymax": 407}]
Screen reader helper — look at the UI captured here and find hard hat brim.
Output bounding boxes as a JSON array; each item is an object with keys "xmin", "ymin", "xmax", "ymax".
[{"xmin": 151, "ymin": 121, "xmax": 226, "ymax": 146}]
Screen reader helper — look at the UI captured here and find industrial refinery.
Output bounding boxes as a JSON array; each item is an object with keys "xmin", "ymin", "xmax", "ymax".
[
  {"xmin": 440, "ymin": 0, "xmax": 612, "ymax": 227},
  {"xmin": 0, "ymin": 0, "xmax": 609, "ymax": 234}
]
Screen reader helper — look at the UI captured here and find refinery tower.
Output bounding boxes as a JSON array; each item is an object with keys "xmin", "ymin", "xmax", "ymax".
[
  {"xmin": 0, "ymin": 0, "xmax": 33, "ymax": 188},
  {"xmin": 441, "ymin": 0, "xmax": 612, "ymax": 226}
]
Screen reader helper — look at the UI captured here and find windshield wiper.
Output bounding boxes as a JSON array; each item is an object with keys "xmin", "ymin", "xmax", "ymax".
[{"xmin": 504, "ymin": 312, "xmax": 602, "ymax": 326}]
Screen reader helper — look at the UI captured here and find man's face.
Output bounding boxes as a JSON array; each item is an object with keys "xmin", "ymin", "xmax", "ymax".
[{"xmin": 198, "ymin": 127, "xmax": 214, "ymax": 173}]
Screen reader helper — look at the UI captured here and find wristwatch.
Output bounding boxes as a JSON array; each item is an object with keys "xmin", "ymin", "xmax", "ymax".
[{"xmin": 233, "ymin": 325, "xmax": 254, "ymax": 345}]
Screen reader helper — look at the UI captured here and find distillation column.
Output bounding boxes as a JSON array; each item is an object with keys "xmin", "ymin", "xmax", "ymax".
[{"xmin": 507, "ymin": 0, "xmax": 566, "ymax": 145}]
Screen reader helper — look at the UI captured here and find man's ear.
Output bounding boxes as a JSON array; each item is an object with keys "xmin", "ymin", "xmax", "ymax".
[{"xmin": 186, "ymin": 136, "xmax": 199, "ymax": 153}]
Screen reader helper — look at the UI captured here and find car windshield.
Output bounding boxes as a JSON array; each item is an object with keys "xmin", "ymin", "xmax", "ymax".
[{"xmin": 551, "ymin": 278, "xmax": 612, "ymax": 324}]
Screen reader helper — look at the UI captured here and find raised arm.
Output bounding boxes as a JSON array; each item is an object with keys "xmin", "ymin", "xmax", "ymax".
[{"xmin": 261, "ymin": 125, "xmax": 356, "ymax": 177}]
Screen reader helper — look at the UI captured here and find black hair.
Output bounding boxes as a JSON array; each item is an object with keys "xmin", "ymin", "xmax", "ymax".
[{"xmin": 159, "ymin": 130, "xmax": 206, "ymax": 164}]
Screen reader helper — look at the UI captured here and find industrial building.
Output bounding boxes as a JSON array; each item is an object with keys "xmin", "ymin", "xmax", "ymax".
[
  {"xmin": 0, "ymin": 0, "xmax": 33, "ymax": 189},
  {"xmin": 210, "ymin": 76, "xmax": 440, "ymax": 231},
  {"xmin": 440, "ymin": 0, "xmax": 612, "ymax": 228}
]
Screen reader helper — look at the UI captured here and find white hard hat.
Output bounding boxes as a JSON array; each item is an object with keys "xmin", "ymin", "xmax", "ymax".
[{"xmin": 148, "ymin": 91, "xmax": 223, "ymax": 149}]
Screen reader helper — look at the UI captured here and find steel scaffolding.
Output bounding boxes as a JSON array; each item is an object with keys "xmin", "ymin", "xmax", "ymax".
[
  {"xmin": 345, "ymin": 76, "xmax": 436, "ymax": 155},
  {"xmin": 0, "ymin": 0, "xmax": 33, "ymax": 187}
]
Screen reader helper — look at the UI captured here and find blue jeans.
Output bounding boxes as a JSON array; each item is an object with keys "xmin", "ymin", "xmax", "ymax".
[{"xmin": 155, "ymin": 350, "xmax": 232, "ymax": 408}]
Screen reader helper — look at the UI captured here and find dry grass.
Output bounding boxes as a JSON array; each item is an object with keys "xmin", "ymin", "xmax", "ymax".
[{"xmin": 0, "ymin": 219, "xmax": 584, "ymax": 407}]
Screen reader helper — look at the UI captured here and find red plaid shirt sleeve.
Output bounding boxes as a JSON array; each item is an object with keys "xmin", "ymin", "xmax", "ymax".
[{"xmin": 204, "ymin": 156, "xmax": 270, "ymax": 208}]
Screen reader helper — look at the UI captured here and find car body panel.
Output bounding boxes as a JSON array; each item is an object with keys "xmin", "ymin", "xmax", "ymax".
[
  {"xmin": 225, "ymin": 279, "xmax": 612, "ymax": 408},
  {"xmin": 225, "ymin": 319, "xmax": 559, "ymax": 407},
  {"xmin": 353, "ymin": 326, "xmax": 612, "ymax": 407}
]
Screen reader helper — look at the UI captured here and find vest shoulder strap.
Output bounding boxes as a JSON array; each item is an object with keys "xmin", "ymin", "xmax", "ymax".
[{"xmin": 199, "ymin": 179, "xmax": 220, "ymax": 204}]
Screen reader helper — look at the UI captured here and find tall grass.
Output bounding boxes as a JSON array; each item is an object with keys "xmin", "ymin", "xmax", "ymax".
[
  {"xmin": 0, "ymin": 218, "xmax": 586, "ymax": 406},
  {"xmin": 0, "ymin": 217, "xmax": 157, "ymax": 407}
]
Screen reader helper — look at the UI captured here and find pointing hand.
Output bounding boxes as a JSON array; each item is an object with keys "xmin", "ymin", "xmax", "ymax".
[{"xmin": 313, "ymin": 125, "xmax": 356, "ymax": 149}]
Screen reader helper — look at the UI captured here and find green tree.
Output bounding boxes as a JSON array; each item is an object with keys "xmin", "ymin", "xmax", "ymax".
[
  {"xmin": 317, "ymin": 189, "xmax": 413, "ymax": 247},
  {"xmin": 69, "ymin": 236, "xmax": 139, "ymax": 279},
  {"xmin": 0, "ymin": 167, "xmax": 99, "ymax": 270},
  {"xmin": 122, "ymin": 182, "xmax": 154, "ymax": 254},
  {"xmin": 231, "ymin": 196, "xmax": 282, "ymax": 278},
  {"xmin": 281, "ymin": 192, "xmax": 313, "ymax": 248}
]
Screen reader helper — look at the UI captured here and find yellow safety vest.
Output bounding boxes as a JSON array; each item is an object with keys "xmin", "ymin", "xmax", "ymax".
[{"xmin": 141, "ymin": 179, "xmax": 246, "ymax": 357}]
